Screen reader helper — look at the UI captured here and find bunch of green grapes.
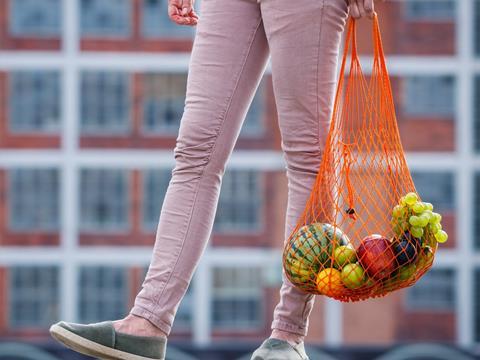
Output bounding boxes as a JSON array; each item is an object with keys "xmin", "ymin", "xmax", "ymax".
[{"xmin": 391, "ymin": 192, "xmax": 448, "ymax": 244}]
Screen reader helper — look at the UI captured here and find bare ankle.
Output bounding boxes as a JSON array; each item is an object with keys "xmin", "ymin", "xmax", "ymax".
[{"xmin": 114, "ymin": 314, "xmax": 168, "ymax": 338}]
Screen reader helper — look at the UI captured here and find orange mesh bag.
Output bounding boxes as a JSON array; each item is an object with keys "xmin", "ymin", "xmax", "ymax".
[{"xmin": 282, "ymin": 15, "xmax": 448, "ymax": 302}]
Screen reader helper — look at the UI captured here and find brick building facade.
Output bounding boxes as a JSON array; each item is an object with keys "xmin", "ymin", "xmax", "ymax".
[{"xmin": 0, "ymin": 0, "xmax": 475, "ymax": 359}]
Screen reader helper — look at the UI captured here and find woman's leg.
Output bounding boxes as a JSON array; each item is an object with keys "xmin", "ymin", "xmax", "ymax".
[
  {"xmin": 120, "ymin": 0, "xmax": 270, "ymax": 337},
  {"xmin": 260, "ymin": 0, "xmax": 349, "ymax": 343}
]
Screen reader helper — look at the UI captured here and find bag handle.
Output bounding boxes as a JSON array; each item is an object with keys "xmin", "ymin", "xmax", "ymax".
[{"xmin": 337, "ymin": 13, "xmax": 387, "ymax": 78}]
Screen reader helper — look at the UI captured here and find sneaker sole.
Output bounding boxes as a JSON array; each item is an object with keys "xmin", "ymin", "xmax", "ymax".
[{"xmin": 49, "ymin": 323, "xmax": 161, "ymax": 360}]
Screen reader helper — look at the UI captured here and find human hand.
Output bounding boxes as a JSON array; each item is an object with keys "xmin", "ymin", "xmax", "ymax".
[
  {"xmin": 348, "ymin": 0, "xmax": 385, "ymax": 19},
  {"xmin": 168, "ymin": 0, "xmax": 199, "ymax": 26}
]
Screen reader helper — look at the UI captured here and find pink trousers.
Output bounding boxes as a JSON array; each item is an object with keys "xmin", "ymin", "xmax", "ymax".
[{"xmin": 131, "ymin": 0, "xmax": 349, "ymax": 337}]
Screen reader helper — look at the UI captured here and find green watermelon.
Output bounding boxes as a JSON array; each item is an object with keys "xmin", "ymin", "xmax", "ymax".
[{"xmin": 284, "ymin": 223, "xmax": 350, "ymax": 285}]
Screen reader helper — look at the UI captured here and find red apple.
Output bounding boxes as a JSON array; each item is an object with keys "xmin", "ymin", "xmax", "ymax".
[{"xmin": 357, "ymin": 235, "xmax": 396, "ymax": 280}]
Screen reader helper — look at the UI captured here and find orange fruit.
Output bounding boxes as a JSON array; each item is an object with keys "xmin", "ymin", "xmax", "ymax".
[{"xmin": 316, "ymin": 268, "xmax": 344, "ymax": 296}]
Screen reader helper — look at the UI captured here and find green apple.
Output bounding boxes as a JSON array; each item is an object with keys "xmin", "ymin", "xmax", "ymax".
[
  {"xmin": 341, "ymin": 263, "xmax": 366, "ymax": 289},
  {"xmin": 334, "ymin": 245, "xmax": 357, "ymax": 268}
]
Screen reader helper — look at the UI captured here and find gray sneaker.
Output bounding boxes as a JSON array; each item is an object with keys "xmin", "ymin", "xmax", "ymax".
[
  {"xmin": 49, "ymin": 320, "xmax": 166, "ymax": 360},
  {"xmin": 251, "ymin": 338, "xmax": 310, "ymax": 360}
]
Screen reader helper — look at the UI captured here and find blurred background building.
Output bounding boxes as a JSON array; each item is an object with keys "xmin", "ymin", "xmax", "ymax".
[{"xmin": 0, "ymin": 0, "xmax": 476, "ymax": 359}]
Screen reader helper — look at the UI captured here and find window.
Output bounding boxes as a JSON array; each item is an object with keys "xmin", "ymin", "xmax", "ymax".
[
  {"xmin": 405, "ymin": 269, "xmax": 456, "ymax": 311},
  {"xmin": 411, "ymin": 172, "xmax": 455, "ymax": 212},
  {"xmin": 9, "ymin": 266, "xmax": 59, "ymax": 328},
  {"xmin": 9, "ymin": 71, "xmax": 60, "ymax": 133},
  {"xmin": 80, "ymin": 72, "xmax": 130, "ymax": 134},
  {"xmin": 8, "ymin": 168, "xmax": 59, "ymax": 231},
  {"xmin": 473, "ymin": 173, "xmax": 480, "ymax": 249},
  {"xmin": 214, "ymin": 170, "xmax": 262, "ymax": 232},
  {"xmin": 174, "ymin": 284, "xmax": 193, "ymax": 330},
  {"xmin": 79, "ymin": 266, "xmax": 128, "ymax": 323},
  {"xmin": 473, "ymin": 76, "xmax": 480, "ymax": 151},
  {"xmin": 405, "ymin": 1, "xmax": 455, "ymax": 21},
  {"xmin": 142, "ymin": 169, "xmax": 171, "ymax": 231},
  {"xmin": 142, "ymin": 0, "xmax": 195, "ymax": 38},
  {"xmin": 80, "ymin": 0, "xmax": 131, "ymax": 37},
  {"xmin": 141, "ymin": 73, "xmax": 265, "ymax": 136},
  {"xmin": 476, "ymin": 1, "xmax": 480, "ymax": 56},
  {"xmin": 403, "ymin": 76, "xmax": 455, "ymax": 118},
  {"xmin": 9, "ymin": 0, "xmax": 61, "ymax": 37},
  {"xmin": 80, "ymin": 169, "xmax": 130, "ymax": 232},
  {"xmin": 474, "ymin": 269, "xmax": 480, "ymax": 341},
  {"xmin": 212, "ymin": 267, "xmax": 263, "ymax": 329},
  {"xmin": 240, "ymin": 79, "xmax": 265, "ymax": 137},
  {"xmin": 142, "ymin": 74, "xmax": 187, "ymax": 134}
]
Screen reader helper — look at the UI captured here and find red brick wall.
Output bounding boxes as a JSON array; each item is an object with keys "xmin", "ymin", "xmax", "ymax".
[
  {"xmin": 356, "ymin": 2, "xmax": 455, "ymax": 56},
  {"xmin": 396, "ymin": 310, "xmax": 456, "ymax": 342},
  {"xmin": 343, "ymin": 292, "xmax": 403, "ymax": 345}
]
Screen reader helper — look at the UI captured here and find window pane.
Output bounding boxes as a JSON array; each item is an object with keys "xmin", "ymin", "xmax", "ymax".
[
  {"xmin": 80, "ymin": 0, "xmax": 131, "ymax": 37},
  {"xmin": 142, "ymin": 169, "xmax": 171, "ymax": 231},
  {"xmin": 403, "ymin": 76, "xmax": 455, "ymax": 118},
  {"xmin": 405, "ymin": 0, "xmax": 456, "ymax": 21},
  {"xmin": 9, "ymin": 0, "xmax": 61, "ymax": 37},
  {"xmin": 174, "ymin": 284, "xmax": 193, "ymax": 329},
  {"xmin": 475, "ymin": 0, "xmax": 480, "ymax": 56},
  {"xmin": 78, "ymin": 266, "xmax": 128, "ymax": 323},
  {"xmin": 9, "ymin": 266, "xmax": 59, "ymax": 328},
  {"xmin": 473, "ymin": 173, "xmax": 480, "ymax": 249},
  {"xmin": 411, "ymin": 172, "xmax": 455, "ymax": 212},
  {"xmin": 142, "ymin": 0, "xmax": 194, "ymax": 38},
  {"xmin": 79, "ymin": 169, "xmax": 129, "ymax": 232},
  {"xmin": 240, "ymin": 79, "xmax": 265, "ymax": 137},
  {"xmin": 405, "ymin": 269, "xmax": 456, "ymax": 311},
  {"xmin": 474, "ymin": 268, "xmax": 480, "ymax": 342},
  {"xmin": 8, "ymin": 168, "xmax": 60, "ymax": 231},
  {"xmin": 80, "ymin": 72, "xmax": 130, "ymax": 134},
  {"xmin": 9, "ymin": 71, "xmax": 61, "ymax": 133},
  {"xmin": 214, "ymin": 170, "xmax": 262, "ymax": 232},
  {"xmin": 212, "ymin": 267, "xmax": 262, "ymax": 329},
  {"xmin": 473, "ymin": 76, "xmax": 480, "ymax": 151},
  {"xmin": 142, "ymin": 74, "xmax": 187, "ymax": 134}
]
